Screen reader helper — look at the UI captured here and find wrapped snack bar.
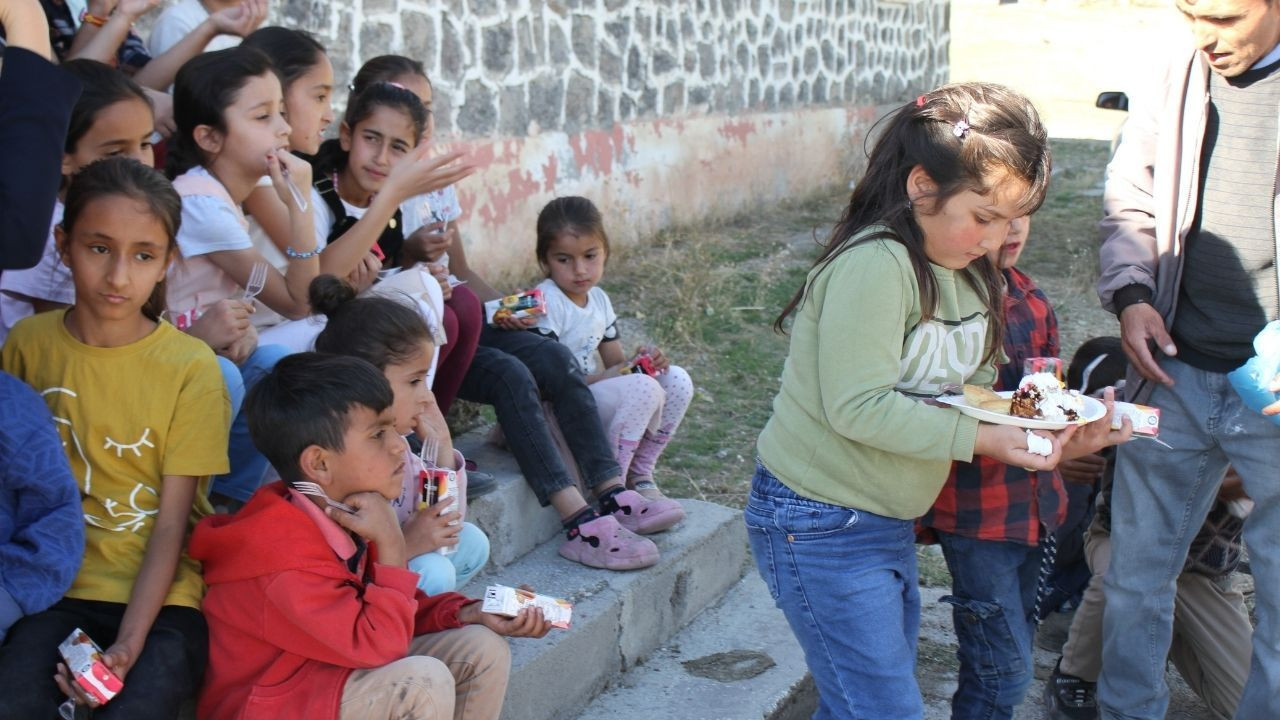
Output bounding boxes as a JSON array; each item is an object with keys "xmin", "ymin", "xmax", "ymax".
[
  {"xmin": 58, "ymin": 629, "xmax": 123, "ymax": 707},
  {"xmin": 482, "ymin": 585, "xmax": 572, "ymax": 629}
]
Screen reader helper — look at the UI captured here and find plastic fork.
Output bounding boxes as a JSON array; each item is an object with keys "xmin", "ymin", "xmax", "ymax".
[
  {"xmin": 279, "ymin": 162, "xmax": 309, "ymax": 212},
  {"xmin": 241, "ymin": 261, "xmax": 268, "ymax": 303},
  {"xmin": 291, "ymin": 481, "xmax": 356, "ymax": 513},
  {"xmin": 420, "ymin": 433, "xmax": 440, "ymax": 469}
]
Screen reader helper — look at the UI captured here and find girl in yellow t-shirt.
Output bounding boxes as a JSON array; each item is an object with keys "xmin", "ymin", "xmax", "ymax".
[{"xmin": 0, "ymin": 157, "xmax": 230, "ymax": 719}]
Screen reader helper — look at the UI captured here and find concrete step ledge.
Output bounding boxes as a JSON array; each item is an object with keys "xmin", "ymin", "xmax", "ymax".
[
  {"xmin": 458, "ymin": 499, "xmax": 748, "ymax": 720},
  {"xmin": 455, "ymin": 431, "xmax": 563, "ymax": 568},
  {"xmin": 573, "ymin": 572, "xmax": 816, "ymax": 720}
]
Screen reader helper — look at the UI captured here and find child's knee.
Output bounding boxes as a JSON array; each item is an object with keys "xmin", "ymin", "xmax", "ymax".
[
  {"xmin": 409, "ymin": 552, "xmax": 459, "ymax": 596},
  {"xmin": 346, "ymin": 656, "xmax": 456, "ymax": 719},
  {"xmin": 660, "ymin": 365, "xmax": 694, "ymax": 396}
]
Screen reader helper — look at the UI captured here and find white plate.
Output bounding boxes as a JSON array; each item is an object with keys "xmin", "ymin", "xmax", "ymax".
[{"xmin": 936, "ymin": 390, "xmax": 1107, "ymax": 430}]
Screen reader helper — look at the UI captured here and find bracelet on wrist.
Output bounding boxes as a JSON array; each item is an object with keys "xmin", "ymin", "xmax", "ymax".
[
  {"xmin": 285, "ymin": 246, "xmax": 323, "ymax": 260},
  {"xmin": 79, "ymin": 9, "xmax": 109, "ymax": 26}
]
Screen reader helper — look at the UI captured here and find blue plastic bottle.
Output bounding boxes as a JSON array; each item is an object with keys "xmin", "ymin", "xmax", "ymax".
[{"xmin": 1227, "ymin": 320, "xmax": 1280, "ymax": 426}]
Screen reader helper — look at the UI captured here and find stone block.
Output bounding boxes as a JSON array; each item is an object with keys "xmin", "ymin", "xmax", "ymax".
[
  {"xmin": 727, "ymin": 79, "xmax": 745, "ymax": 112},
  {"xmin": 564, "ymin": 71, "xmax": 596, "ymax": 132},
  {"xmin": 735, "ymin": 41, "xmax": 749, "ymax": 72},
  {"xmin": 779, "ymin": 81, "xmax": 794, "ymax": 105},
  {"xmin": 360, "ymin": 21, "xmax": 396, "ymax": 59},
  {"xmin": 440, "ymin": 17, "xmax": 464, "ymax": 83},
  {"xmin": 604, "ymin": 18, "xmax": 630, "ymax": 49},
  {"xmin": 599, "ymin": 45, "xmax": 623, "ymax": 84},
  {"xmin": 779, "ymin": 0, "xmax": 794, "ymax": 22},
  {"xmin": 756, "ymin": 44, "xmax": 769, "ymax": 77},
  {"xmin": 432, "ymin": 90, "xmax": 454, "ymax": 135},
  {"xmin": 688, "ymin": 84, "xmax": 709, "ymax": 107},
  {"xmin": 482, "ymin": 22, "xmax": 514, "ymax": 76},
  {"xmin": 571, "ymin": 13, "xmax": 596, "ymax": 67},
  {"xmin": 698, "ymin": 41, "xmax": 715, "ymax": 80},
  {"xmin": 771, "ymin": 27, "xmax": 786, "ymax": 56},
  {"xmin": 528, "ymin": 73, "xmax": 565, "ymax": 131},
  {"xmin": 596, "ymin": 87, "xmax": 615, "ymax": 127},
  {"xmin": 814, "ymin": 72, "xmax": 828, "ymax": 102},
  {"xmin": 499, "ymin": 84, "xmax": 528, "ymax": 136},
  {"xmin": 638, "ymin": 86, "xmax": 657, "ymax": 116},
  {"xmin": 548, "ymin": 22, "xmax": 571, "ymax": 68},
  {"xmin": 618, "ymin": 93, "xmax": 634, "ymax": 120},
  {"xmin": 403, "ymin": 11, "xmax": 437, "ymax": 71},
  {"xmin": 635, "ymin": 9, "xmax": 652, "ymax": 41},
  {"xmin": 763, "ymin": 83, "xmax": 776, "ymax": 109},
  {"xmin": 456, "ymin": 80, "xmax": 497, "ymax": 135},
  {"xmin": 516, "ymin": 16, "xmax": 538, "ymax": 71},
  {"xmin": 822, "ymin": 38, "xmax": 835, "ymax": 71},
  {"xmin": 662, "ymin": 80, "xmax": 684, "ymax": 114},
  {"xmin": 652, "ymin": 48, "xmax": 677, "ymax": 76},
  {"xmin": 362, "ymin": 0, "xmax": 396, "ymax": 16},
  {"xmin": 626, "ymin": 45, "xmax": 645, "ymax": 91},
  {"xmin": 468, "ymin": 0, "xmax": 499, "ymax": 16},
  {"xmin": 797, "ymin": 79, "xmax": 809, "ymax": 102}
]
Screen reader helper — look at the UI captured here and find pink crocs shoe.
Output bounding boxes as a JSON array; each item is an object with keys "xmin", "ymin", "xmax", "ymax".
[
  {"xmin": 608, "ymin": 489, "xmax": 686, "ymax": 535},
  {"xmin": 558, "ymin": 515, "xmax": 660, "ymax": 570}
]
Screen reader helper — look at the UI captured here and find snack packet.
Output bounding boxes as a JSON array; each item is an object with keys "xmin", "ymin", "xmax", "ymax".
[
  {"xmin": 58, "ymin": 629, "xmax": 123, "ymax": 706},
  {"xmin": 481, "ymin": 585, "xmax": 572, "ymax": 629},
  {"xmin": 1112, "ymin": 401, "xmax": 1161, "ymax": 437},
  {"xmin": 484, "ymin": 289, "xmax": 546, "ymax": 324}
]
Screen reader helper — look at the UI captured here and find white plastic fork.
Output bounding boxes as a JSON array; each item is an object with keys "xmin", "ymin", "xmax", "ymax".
[
  {"xmin": 420, "ymin": 434, "xmax": 440, "ymax": 469},
  {"xmin": 241, "ymin": 261, "xmax": 268, "ymax": 303},
  {"xmin": 291, "ymin": 481, "xmax": 356, "ymax": 513},
  {"xmin": 279, "ymin": 162, "xmax": 310, "ymax": 212}
]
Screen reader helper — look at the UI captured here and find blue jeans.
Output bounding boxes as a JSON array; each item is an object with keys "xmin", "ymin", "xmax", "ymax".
[
  {"xmin": 745, "ymin": 463, "xmax": 923, "ymax": 719},
  {"xmin": 408, "ymin": 522, "xmax": 490, "ymax": 595},
  {"xmin": 211, "ymin": 343, "xmax": 291, "ymax": 502},
  {"xmin": 1100, "ymin": 357, "xmax": 1280, "ymax": 719},
  {"xmin": 936, "ymin": 531, "xmax": 1041, "ymax": 720}
]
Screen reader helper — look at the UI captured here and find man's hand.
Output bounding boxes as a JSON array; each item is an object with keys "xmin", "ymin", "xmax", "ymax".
[
  {"xmin": 1060, "ymin": 453, "xmax": 1106, "ymax": 486},
  {"xmin": 1119, "ymin": 302, "xmax": 1176, "ymax": 385},
  {"xmin": 493, "ymin": 314, "xmax": 538, "ymax": 331},
  {"xmin": 456, "ymin": 602, "xmax": 553, "ymax": 639}
]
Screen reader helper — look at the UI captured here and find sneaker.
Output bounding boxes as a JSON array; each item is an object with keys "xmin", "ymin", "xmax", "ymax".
[
  {"xmin": 558, "ymin": 515, "xmax": 659, "ymax": 570},
  {"xmin": 1043, "ymin": 659, "xmax": 1098, "ymax": 720},
  {"xmin": 608, "ymin": 488, "xmax": 685, "ymax": 534}
]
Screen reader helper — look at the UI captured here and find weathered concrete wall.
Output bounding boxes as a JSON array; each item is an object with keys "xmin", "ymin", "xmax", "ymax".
[{"xmin": 223, "ymin": 0, "xmax": 951, "ymax": 280}]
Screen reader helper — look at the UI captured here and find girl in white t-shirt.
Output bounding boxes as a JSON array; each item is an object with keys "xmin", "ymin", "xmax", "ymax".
[{"xmin": 533, "ymin": 196, "xmax": 694, "ymax": 509}]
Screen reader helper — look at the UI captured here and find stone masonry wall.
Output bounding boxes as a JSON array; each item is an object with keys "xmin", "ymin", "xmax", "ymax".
[
  {"xmin": 139, "ymin": 0, "xmax": 950, "ymax": 281},
  {"xmin": 275, "ymin": 0, "xmax": 950, "ymax": 141}
]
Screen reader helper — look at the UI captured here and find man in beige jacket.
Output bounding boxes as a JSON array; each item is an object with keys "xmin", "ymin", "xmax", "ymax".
[{"xmin": 1095, "ymin": 1, "xmax": 1280, "ymax": 718}]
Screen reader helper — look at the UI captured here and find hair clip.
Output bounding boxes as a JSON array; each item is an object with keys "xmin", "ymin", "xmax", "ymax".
[
  {"xmin": 915, "ymin": 95, "xmax": 927, "ymax": 108},
  {"xmin": 952, "ymin": 119, "xmax": 971, "ymax": 139},
  {"xmin": 384, "ymin": 81, "xmax": 408, "ymax": 90}
]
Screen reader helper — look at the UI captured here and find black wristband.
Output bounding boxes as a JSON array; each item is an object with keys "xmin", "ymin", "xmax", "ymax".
[{"xmin": 1112, "ymin": 283, "xmax": 1155, "ymax": 316}]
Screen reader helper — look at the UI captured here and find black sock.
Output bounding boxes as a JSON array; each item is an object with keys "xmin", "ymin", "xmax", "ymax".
[
  {"xmin": 597, "ymin": 485, "xmax": 627, "ymax": 515},
  {"xmin": 562, "ymin": 506, "xmax": 599, "ymax": 539}
]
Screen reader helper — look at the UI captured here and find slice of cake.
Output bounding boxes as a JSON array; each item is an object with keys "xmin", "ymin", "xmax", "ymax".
[{"xmin": 1010, "ymin": 372, "xmax": 1084, "ymax": 422}]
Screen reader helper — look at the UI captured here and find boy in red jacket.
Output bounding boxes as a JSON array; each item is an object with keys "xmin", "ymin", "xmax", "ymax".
[{"xmin": 190, "ymin": 353, "xmax": 550, "ymax": 720}]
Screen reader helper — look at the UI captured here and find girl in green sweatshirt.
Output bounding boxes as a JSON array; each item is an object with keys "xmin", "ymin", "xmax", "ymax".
[{"xmin": 747, "ymin": 83, "xmax": 1116, "ymax": 719}]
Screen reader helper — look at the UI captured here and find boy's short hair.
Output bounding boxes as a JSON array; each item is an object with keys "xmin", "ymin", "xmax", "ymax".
[{"xmin": 244, "ymin": 353, "xmax": 394, "ymax": 485}]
